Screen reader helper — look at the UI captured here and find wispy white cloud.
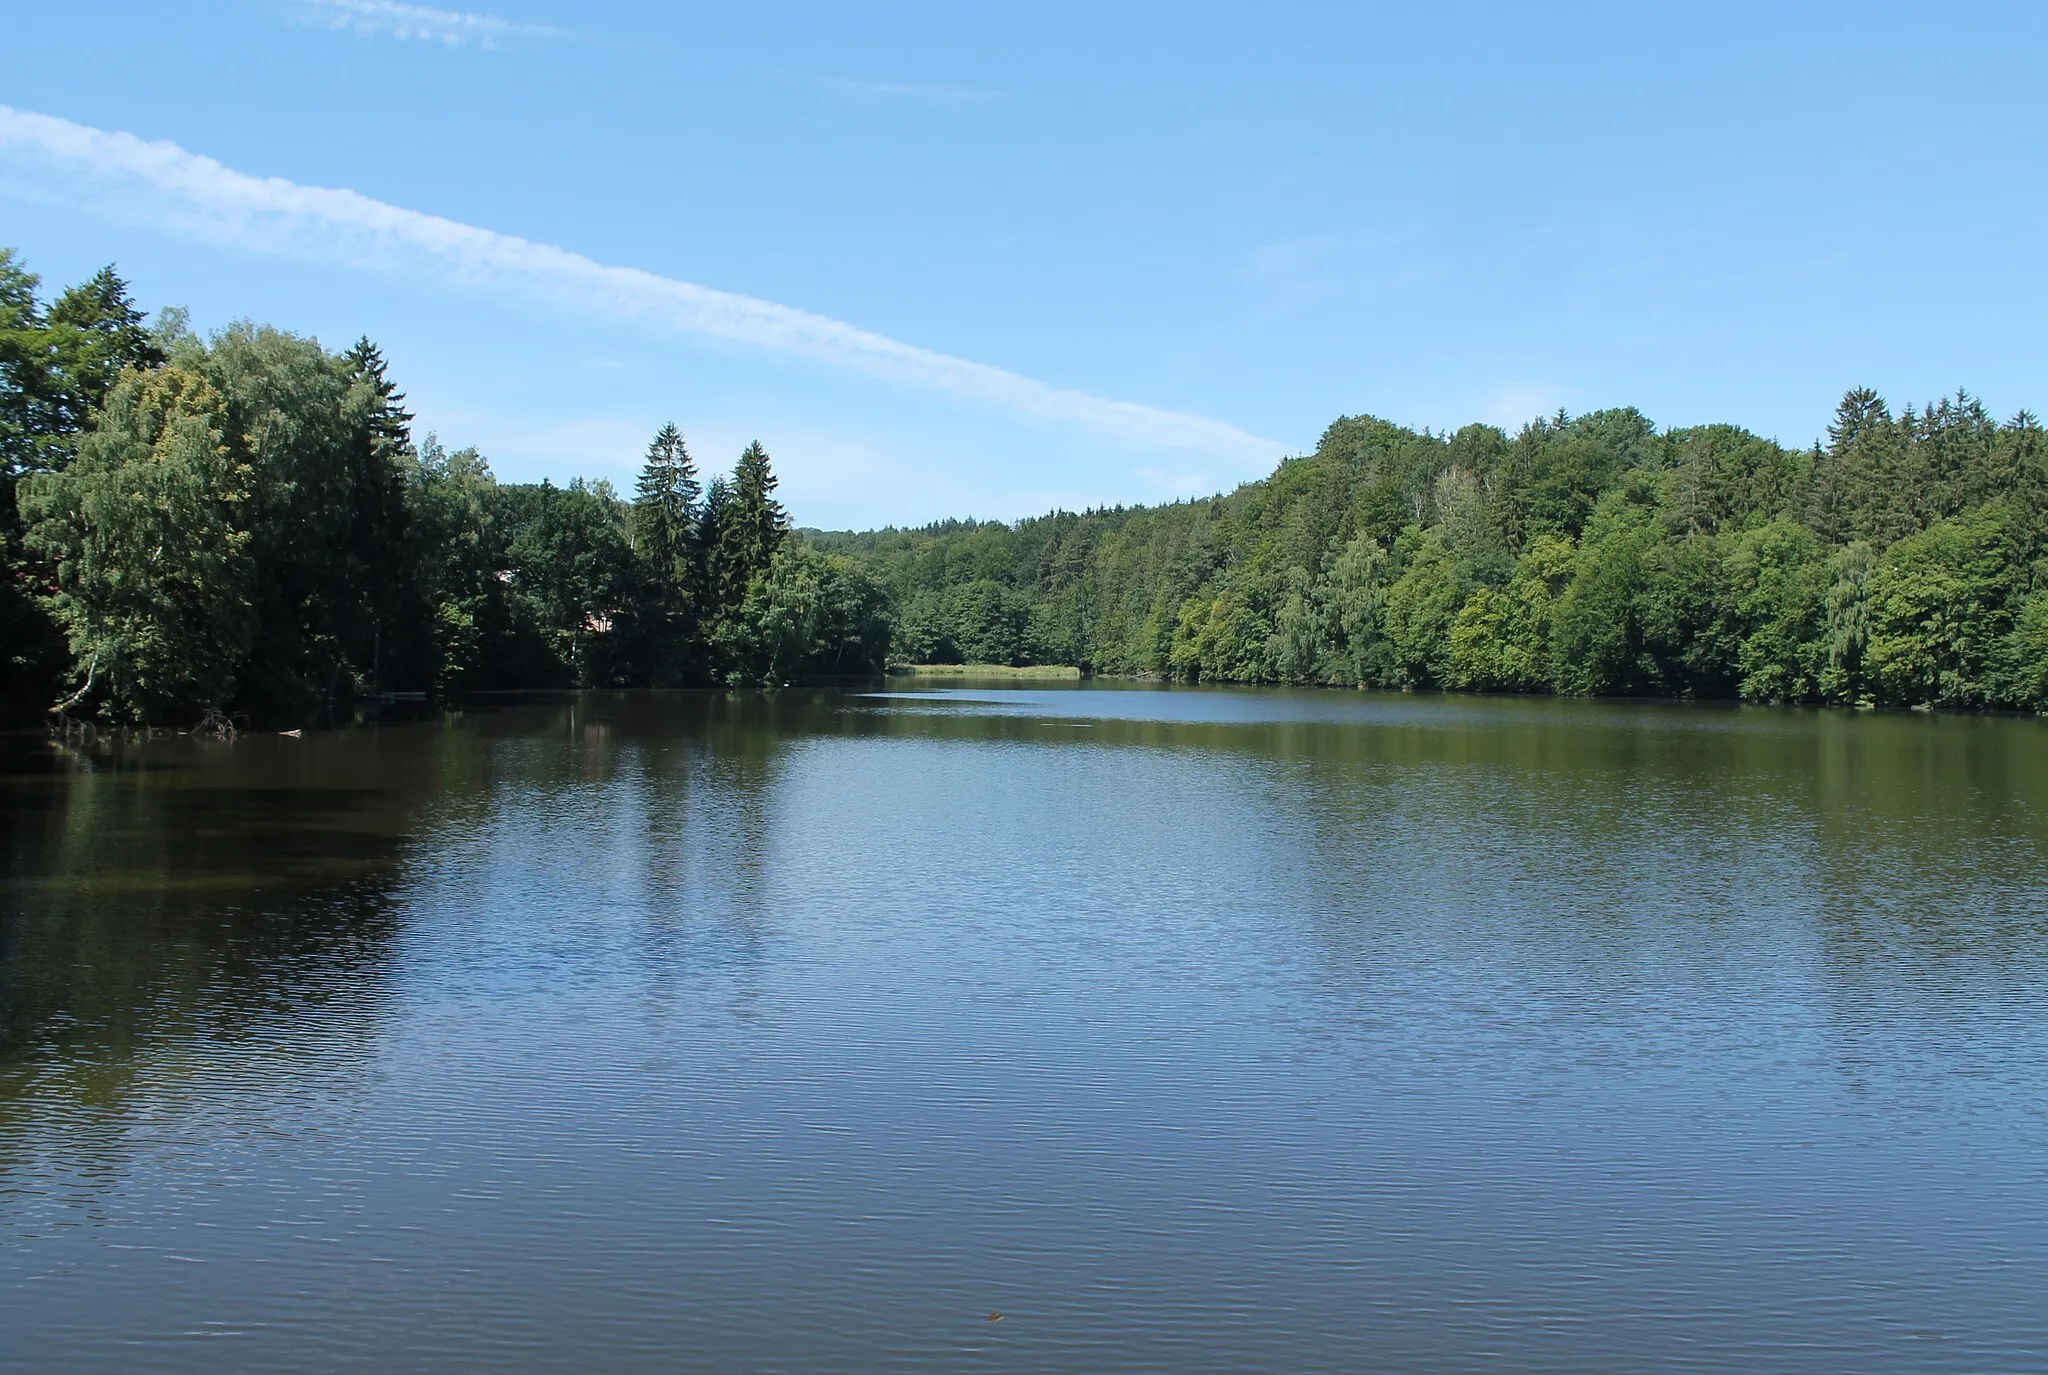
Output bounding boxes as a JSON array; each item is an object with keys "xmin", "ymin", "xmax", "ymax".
[
  {"xmin": 287, "ymin": 0, "xmax": 560, "ymax": 47},
  {"xmin": 827, "ymin": 80, "xmax": 1000, "ymax": 105},
  {"xmin": 0, "ymin": 106, "xmax": 1279, "ymax": 465}
]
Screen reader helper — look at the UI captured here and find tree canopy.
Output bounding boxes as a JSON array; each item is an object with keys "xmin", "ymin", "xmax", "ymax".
[
  {"xmin": 0, "ymin": 250, "xmax": 887, "ymax": 725},
  {"xmin": 816, "ymin": 397, "xmax": 2048, "ymax": 710},
  {"xmin": 6, "ymin": 245, "xmax": 2048, "ymax": 725}
]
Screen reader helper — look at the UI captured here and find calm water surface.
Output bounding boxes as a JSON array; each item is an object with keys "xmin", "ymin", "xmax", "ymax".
[{"xmin": 3, "ymin": 685, "xmax": 2047, "ymax": 1372}]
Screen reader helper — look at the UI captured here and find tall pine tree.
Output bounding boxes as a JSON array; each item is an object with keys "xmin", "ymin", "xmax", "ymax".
[
  {"xmin": 696, "ymin": 474, "xmax": 733, "ymax": 615},
  {"xmin": 342, "ymin": 338, "xmax": 419, "ymax": 690},
  {"xmin": 629, "ymin": 423, "xmax": 703, "ymax": 682},
  {"xmin": 345, "ymin": 337, "xmax": 414, "ymax": 463},
  {"xmin": 631, "ymin": 422, "xmax": 700, "ymax": 590},
  {"xmin": 726, "ymin": 439, "xmax": 787, "ymax": 585},
  {"xmin": 46, "ymin": 267, "xmax": 166, "ymax": 442},
  {"xmin": 698, "ymin": 442, "xmax": 786, "ymax": 628}
]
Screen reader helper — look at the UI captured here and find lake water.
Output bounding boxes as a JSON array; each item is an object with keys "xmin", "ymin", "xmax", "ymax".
[{"xmin": 4, "ymin": 685, "xmax": 2048, "ymax": 1373}]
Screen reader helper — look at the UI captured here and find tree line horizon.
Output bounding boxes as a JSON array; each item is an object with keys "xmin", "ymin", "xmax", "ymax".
[{"xmin": 6, "ymin": 247, "xmax": 2048, "ymax": 726}]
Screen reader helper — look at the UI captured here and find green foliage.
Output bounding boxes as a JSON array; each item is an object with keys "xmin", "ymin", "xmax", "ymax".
[
  {"xmin": 1862, "ymin": 502, "xmax": 2026, "ymax": 706},
  {"xmin": 707, "ymin": 441, "xmax": 785, "ymax": 613},
  {"xmin": 2004, "ymin": 588, "xmax": 2048, "ymax": 705},
  {"xmin": 1724, "ymin": 519, "xmax": 1828, "ymax": 702},
  {"xmin": 631, "ymin": 423, "xmax": 699, "ymax": 585},
  {"xmin": 1, "ymin": 253, "xmax": 167, "ymax": 721},
  {"xmin": 715, "ymin": 544, "xmax": 891, "ymax": 685},
  {"xmin": 1666, "ymin": 425, "xmax": 1806, "ymax": 536},
  {"xmin": 2, "ymin": 247, "xmax": 891, "ymax": 722},
  {"xmin": 1320, "ymin": 531, "xmax": 1395, "ymax": 685},
  {"xmin": 1550, "ymin": 510, "xmax": 1653, "ymax": 696},
  {"xmin": 1, "ymin": 253, "xmax": 165, "ymax": 483},
  {"xmin": 1445, "ymin": 534, "xmax": 1571, "ymax": 692},
  {"xmin": 9, "ymin": 242, "xmax": 2048, "ymax": 721},
  {"xmin": 495, "ymin": 478, "xmax": 643, "ymax": 687},
  {"xmin": 19, "ymin": 367, "xmax": 252, "ymax": 721},
  {"xmin": 1383, "ymin": 529, "xmax": 1465, "ymax": 687},
  {"xmin": 823, "ymin": 385, "xmax": 2048, "ymax": 714},
  {"xmin": 404, "ymin": 438, "xmax": 551, "ymax": 695},
  {"xmin": 627, "ymin": 423, "xmax": 703, "ymax": 684}
]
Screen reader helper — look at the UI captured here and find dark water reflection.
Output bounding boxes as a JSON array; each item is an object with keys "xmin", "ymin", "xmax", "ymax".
[{"xmin": 3, "ymin": 685, "xmax": 2047, "ymax": 1372}]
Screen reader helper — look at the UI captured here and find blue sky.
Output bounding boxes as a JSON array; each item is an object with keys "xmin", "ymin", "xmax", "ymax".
[{"xmin": 2, "ymin": 2, "xmax": 2044, "ymax": 529}]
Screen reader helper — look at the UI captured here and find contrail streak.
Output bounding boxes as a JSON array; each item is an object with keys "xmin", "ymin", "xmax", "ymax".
[
  {"xmin": 0, "ymin": 106, "xmax": 1283, "ymax": 462},
  {"xmin": 289, "ymin": 0, "xmax": 562, "ymax": 47}
]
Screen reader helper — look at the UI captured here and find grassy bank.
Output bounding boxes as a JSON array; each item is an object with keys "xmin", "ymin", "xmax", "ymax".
[{"xmin": 886, "ymin": 663, "xmax": 1083, "ymax": 679}]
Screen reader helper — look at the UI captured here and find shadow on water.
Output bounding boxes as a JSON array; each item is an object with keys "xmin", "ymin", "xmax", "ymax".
[
  {"xmin": 0, "ymin": 696, "xmax": 798, "ymax": 1214},
  {"xmin": 411, "ymin": 692, "xmax": 788, "ymax": 1006},
  {"xmin": 0, "ymin": 731, "xmax": 435, "ymax": 1208}
]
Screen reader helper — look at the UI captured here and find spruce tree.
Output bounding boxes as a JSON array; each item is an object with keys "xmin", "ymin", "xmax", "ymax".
[
  {"xmin": 46, "ymin": 267, "xmax": 166, "ymax": 447},
  {"xmin": 695, "ymin": 441, "xmax": 790, "ymax": 669},
  {"xmin": 728, "ymin": 439, "xmax": 788, "ymax": 582},
  {"xmin": 1807, "ymin": 389, "xmax": 1893, "ymax": 545},
  {"xmin": 1804, "ymin": 439, "xmax": 1848, "ymax": 545},
  {"xmin": 696, "ymin": 473, "xmax": 736, "ymax": 616},
  {"xmin": 2005, "ymin": 410, "xmax": 2048, "ymax": 531},
  {"xmin": 341, "ymin": 337, "xmax": 418, "ymax": 690},
  {"xmin": 345, "ymin": 337, "xmax": 414, "ymax": 465},
  {"xmin": 630, "ymin": 422, "xmax": 700, "ymax": 589},
  {"xmin": 696, "ymin": 442, "xmax": 787, "ymax": 628}
]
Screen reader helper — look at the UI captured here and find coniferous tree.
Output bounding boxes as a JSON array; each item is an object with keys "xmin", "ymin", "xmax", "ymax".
[
  {"xmin": 2003, "ymin": 410, "xmax": 2048, "ymax": 532},
  {"xmin": 728, "ymin": 439, "xmax": 788, "ymax": 582},
  {"xmin": 1803, "ymin": 439, "xmax": 1847, "ymax": 546},
  {"xmin": 702, "ymin": 442, "xmax": 787, "ymax": 635},
  {"xmin": 628, "ymin": 423, "xmax": 702, "ymax": 682},
  {"xmin": 696, "ymin": 473, "xmax": 734, "ymax": 617},
  {"xmin": 341, "ymin": 337, "xmax": 419, "ymax": 691},
  {"xmin": 345, "ymin": 337, "xmax": 414, "ymax": 463},
  {"xmin": 45, "ymin": 267, "xmax": 165, "ymax": 442},
  {"xmin": 697, "ymin": 450, "xmax": 791, "ymax": 684},
  {"xmin": 1917, "ymin": 389, "xmax": 1999, "ymax": 517},
  {"xmin": 631, "ymin": 423, "xmax": 700, "ymax": 589},
  {"xmin": 1819, "ymin": 387, "xmax": 1924, "ymax": 546}
]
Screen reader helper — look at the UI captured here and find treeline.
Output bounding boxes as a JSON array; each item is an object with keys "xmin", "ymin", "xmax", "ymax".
[
  {"xmin": 818, "ymin": 396, "xmax": 2048, "ymax": 709},
  {"xmin": 1, "ymin": 250, "xmax": 888, "ymax": 726},
  {"xmin": 10, "ymin": 245, "xmax": 2047, "ymax": 724}
]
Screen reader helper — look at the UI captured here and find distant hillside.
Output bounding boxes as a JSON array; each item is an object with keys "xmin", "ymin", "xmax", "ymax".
[{"xmin": 810, "ymin": 395, "xmax": 2048, "ymax": 708}]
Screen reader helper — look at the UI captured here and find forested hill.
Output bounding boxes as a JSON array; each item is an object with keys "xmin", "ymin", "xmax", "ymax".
[
  {"xmin": 814, "ymin": 399, "xmax": 2048, "ymax": 708},
  {"xmin": 6, "ymin": 243, "xmax": 2048, "ymax": 726}
]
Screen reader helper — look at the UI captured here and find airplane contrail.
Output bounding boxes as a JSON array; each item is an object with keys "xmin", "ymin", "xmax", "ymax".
[
  {"xmin": 288, "ymin": 0, "xmax": 563, "ymax": 47},
  {"xmin": 0, "ymin": 106, "xmax": 1284, "ymax": 462}
]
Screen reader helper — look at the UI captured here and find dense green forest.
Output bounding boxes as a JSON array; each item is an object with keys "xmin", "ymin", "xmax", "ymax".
[
  {"xmin": 6, "ymin": 246, "xmax": 2048, "ymax": 725},
  {"xmin": 1, "ymin": 250, "xmax": 889, "ymax": 726},
  {"xmin": 820, "ymin": 394, "xmax": 2048, "ymax": 710}
]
